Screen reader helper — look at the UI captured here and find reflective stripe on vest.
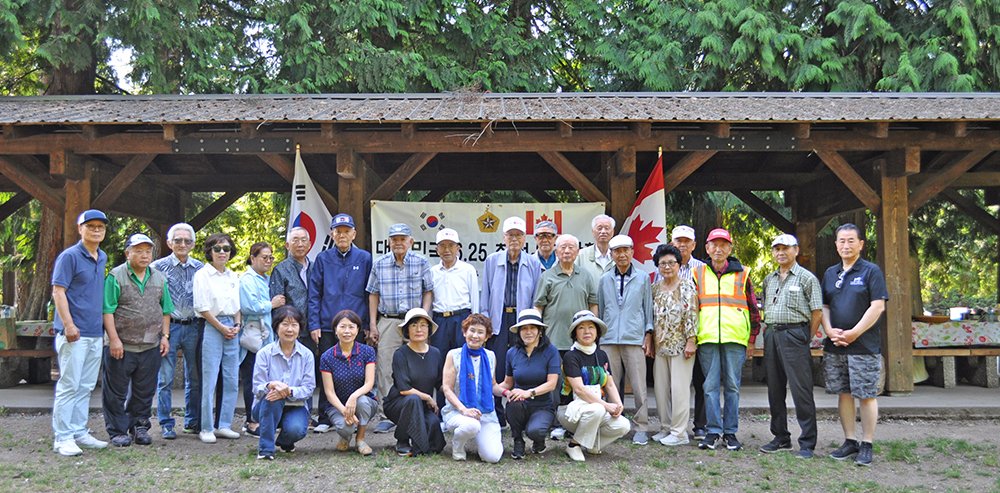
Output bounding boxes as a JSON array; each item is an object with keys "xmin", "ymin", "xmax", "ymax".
[{"xmin": 693, "ymin": 264, "xmax": 751, "ymax": 346}]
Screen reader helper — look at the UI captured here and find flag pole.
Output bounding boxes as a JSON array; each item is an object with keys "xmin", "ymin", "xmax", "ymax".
[{"xmin": 658, "ymin": 145, "xmax": 662, "ymax": 158}]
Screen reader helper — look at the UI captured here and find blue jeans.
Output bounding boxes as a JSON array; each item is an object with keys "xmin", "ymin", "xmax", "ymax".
[
  {"xmin": 698, "ymin": 342, "xmax": 746, "ymax": 435},
  {"xmin": 201, "ymin": 316, "xmax": 240, "ymax": 432},
  {"xmin": 52, "ymin": 335, "xmax": 103, "ymax": 442},
  {"xmin": 157, "ymin": 321, "xmax": 203, "ymax": 430},
  {"xmin": 252, "ymin": 399, "xmax": 309, "ymax": 455}
]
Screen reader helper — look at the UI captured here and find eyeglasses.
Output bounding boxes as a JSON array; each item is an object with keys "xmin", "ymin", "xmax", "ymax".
[
  {"xmin": 289, "ymin": 238, "xmax": 310, "ymax": 245},
  {"xmin": 83, "ymin": 224, "xmax": 106, "ymax": 232},
  {"xmin": 658, "ymin": 260, "xmax": 679, "ymax": 267},
  {"xmin": 171, "ymin": 238, "xmax": 194, "ymax": 245},
  {"xmin": 212, "ymin": 245, "xmax": 232, "ymax": 253},
  {"xmin": 535, "ymin": 233, "xmax": 556, "ymax": 239},
  {"xmin": 258, "ymin": 255, "xmax": 274, "ymax": 262}
]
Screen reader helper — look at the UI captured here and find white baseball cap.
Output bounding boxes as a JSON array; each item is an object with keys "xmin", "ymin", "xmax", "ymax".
[
  {"xmin": 502, "ymin": 217, "xmax": 526, "ymax": 233},
  {"xmin": 772, "ymin": 234, "xmax": 799, "ymax": 247},
  {"xmin": 436, "ymin": 228, "xmax": 460, "ymax": 245},
  {"xmin": 125, "ymin": 233, "xmax": 154, "ymax": 249},
  {"xmin": 671, "ymin": 225, "xmax": 695, "ymax": 241},
  {"xmin": 608, "ymin": 235, "xmax": 633, "ymax": 250}
]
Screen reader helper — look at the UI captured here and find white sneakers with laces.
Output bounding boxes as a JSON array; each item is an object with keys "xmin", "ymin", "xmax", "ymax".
[{"xmin": 53, "ymin": 439, "xmax": 83, "ymax": 456}]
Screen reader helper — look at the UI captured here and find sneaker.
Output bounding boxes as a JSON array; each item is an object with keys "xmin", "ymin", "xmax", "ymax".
[
  {"xmin": 830, "ymin": 439, "xmax": 859, "ymax": 460},
  {"xmin": 280, "ymin": 443, "xmax": 295, "ymax": 453},
  {"xmin": 797, "ymin": 449, "xmax": 815, "ymax": 459},
  {"xmin": 131, "ymin": 427, "xmax": 152, "ymax": 446},
  {"xmin": 722, "ymin": 433, "xmax": 742, "ymax": 451},
  {"xmin": 759, "ymin": 438, "xmax": 793, "ymax": 454},
  {"xmin": 110, "ymin": 434, "xmax": 133, "ymax": 447},
  {"xmin": 395, "ymin": 441, "xmax": 412, "ymax": 457},
  {"xmin": 632, "ymin": 431, "xmax": 649, "ymax": 446},
  {"xmin": 566, "ymin": 444, "xmax": 585, "ymax": 462},
  {"xmin": 308, "ymin": 417, "xmax": 319, "ymax": 430},
  {"xmin": 531, "ymin": 439, "xmax": 547, "ymax": 454},
  {"xmin": 256, "ymin": 453, "xmax": 275, "ymax": 461},
  {"xmin": 855, "ymin": 441, "xmax": 873, "ymax": 466},
  {"xmin": 182, "ymin": 426, "xmax": 198, "ymax": 434},
  {"xmin": 313, "ymin": 424, "xmax": 332, "ymax": 434},
  {"xmin": 199, "ymin": 430, "xmax": 217, "ymax": 444},
  {"xmin": 692, "ymin": 427, "xmax": 708, "ymax": 441},
  {"xmin": 698, "ymin": 433, "xmax": 720, "ymax": 450},
  {"xmin": 214, "ymin": 428, "xmax": 240, "ymax": 439},
  {"xmin": 511, "ymin": 440, "xmax": 526, "ymax": 460},
  {"xmin": 660, "ymin": 434, "xmax": 689, "ymax": 447},
  {"xmin": 161, "ymin": 427, "xmax": 177, "ymax": 440},
  {"xmin": 245, "ymin": 425, "xmax": 260, "ymax": 437},
  {"xmin": 372, "ymin": 421, "xmax": 396, "ymax": 434},
  {"xmin": 651, "ymin": 431, "xmax": 669, "ymax": 442},
  {"xmin": 75, "ymin": 432, "xmax": 108, "ymax": 449},
  {"xmin": 53, "ymin": 439, "xmax": 83, "ymax": 456},
  {"xmin": 452, "ymin": 446, "xmax": 467, "ymax": 461},
  {"xmin": 549, "ymin": 426, "xmax": 566, "ymax": 440}
]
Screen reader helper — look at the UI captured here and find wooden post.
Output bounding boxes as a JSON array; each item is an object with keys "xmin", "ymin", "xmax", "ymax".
[
  {"xmin": 338, "ymin": 149, "xmax": 370, "ymax": 250},
  {"xmin": 61, "ymin": 155, "xmax": 93, "ymax": 249},
  {"xmin": 610, "ymin": 147, "xmax": 636, "ymax": 226},
  {"xmin": 877, "ymin": 158, "xmax": 914, "ymax": 394},
  {"xmin": 795, "ymin": 220, "xmax": 817, "ymax": 274}
]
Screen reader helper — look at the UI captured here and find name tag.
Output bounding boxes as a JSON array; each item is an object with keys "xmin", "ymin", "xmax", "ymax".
[{"xmin": 788, "ymin": 286, "xmax": 802, "ymax": 292}]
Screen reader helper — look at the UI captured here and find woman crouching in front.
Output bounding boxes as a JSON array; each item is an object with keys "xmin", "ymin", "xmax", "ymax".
[{"xmin": 319, "ymin": 309, "xmax": 376, "ymax": 456}]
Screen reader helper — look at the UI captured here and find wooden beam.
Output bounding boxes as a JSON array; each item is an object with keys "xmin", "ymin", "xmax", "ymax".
[
  {"xmin": 2, "ymin": 124, "xmax": 46, "ymax": 140},
  {"xmin": 257, "ymin": 153, "xmax": 338, "ymax": 211},
  {"xmin": 945, "ymin": 121, "xmax": 967, "ymax": 138},
  {"xmin": 859, "ymin": 122, "xmax": 889, "ymax": 139},
  {"xmin": 663, "ymin": 151, "xmax": 716, "ymax": 193},
  {"xmin": 942, "ymin": 190, "xmax": 1000, "ymax": 235},
  {"xmin": 0, "ymin": 157, "xmax": 64, "ymax": 211},
  {"xmin": 162, "ymin": 124, "xmax": 194, "ymax": 141},
  {"xmin": 92, "ymin": 154, "xmax": 157, "ymax": 209},
  {"xmin": 630, "ymin": 122, "xmax": 651, "ymax": 139},
  {"xmin": 731, "ymin": 190, "xmax": 795, "ymax": 234},
  {"xmin": 790, "ymin": 123, "xmax": 811, "ymax": 139},
  {"xmin": 80, "ymin": 125, "xmax": 119, "ymax": 140},
  {"xmin": 370, "ymin": 152, "xmax": 438, "ymax": 201},
  {"xmin": 187, "ymin": 192, "xmax": 242, "ymax": 231},
  {"xmin": 401, "ymin": 123, "xmax": 416, "ymax": 139},
  {"xmin": 877, "ymin": 166, "xmax": 913, "ymax": 394},
  {"xmin": 337, "ymin": 149, "xmax": 359, "ymax": 179},
  {"xmin": 49, "ymin": 150, "xmax": 85, "ymax": 179},
  {"xmin": 815, "ymin": 149, "xmax": 881, "ymax": 211},
  {"xmin": 884, "ymin": 147, "xmax": 920, "ymax": 177},
  {"xmin": 320, "ymin": 123, "xmax": 339, "ymax": 140},
  {"xmin": 62, "ymin": 161, "xmax": 93, "ymax": 249},
  {"xmin": 538, "ymin": 151, "xmax": 609, "ymax": 204},
  {"xmin": 339, "ymin": 151, "xmax": 371, "ymax": 250},
  {"xmin": 709, "ymin": 123, "xmax": 730, "ymax": 138},
  {"xmin": 610, "ymin": 147, "xmax": 637, "ymax": 226},
  {"xmin": 239, "ymin": 123, "xmax": 258, "ymax": 138},
  {"xmin": 481, "ymin": 122, "xmax": 495, "ymax": 138},
  {"xmin": 908, "ymin": 149, "xmax": 992, "ymax": 213},
  {"xmin": 0, "ymin": 191, "xmax": 31, "ymax": 222}
]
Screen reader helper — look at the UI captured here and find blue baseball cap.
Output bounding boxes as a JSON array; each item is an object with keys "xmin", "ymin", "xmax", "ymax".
[
  {"xmin": 330, "ymin": 213, "xmax": 355, "ymax": 229},
  {"xmin": 387, "ymin": 223, "xmax": 412, "ymax": 237},
  {"xmin": 77, "ymin": 209, "xmax": 108, "ymax": 225}
]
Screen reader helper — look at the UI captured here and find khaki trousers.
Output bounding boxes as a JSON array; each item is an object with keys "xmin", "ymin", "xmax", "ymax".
[
  {"xmin": 375, "ymin": 316, "xmax": 404, "ymax": 418},
  {"xmin": 653, "ymin": 352, "xmax": 696, "ymax": 437},
  {"xmin": 603, "ymin": 344, "xmax": 649, "ymax": 431}
]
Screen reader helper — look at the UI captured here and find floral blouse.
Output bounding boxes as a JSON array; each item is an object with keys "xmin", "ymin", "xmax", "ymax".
[{"xmin": 652, "ymin": 278, "xmax": 699, "ymax": 356}]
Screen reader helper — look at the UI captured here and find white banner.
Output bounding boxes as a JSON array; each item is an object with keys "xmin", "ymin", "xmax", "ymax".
[{"xmin": 370, "ymin": 201, "xmax": 606, "ymax": 274}]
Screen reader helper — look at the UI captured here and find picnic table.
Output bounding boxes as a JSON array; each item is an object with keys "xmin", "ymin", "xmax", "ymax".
[{"xmin": 0, "ymin": 319, "xmax": 55, "ymax": 388}]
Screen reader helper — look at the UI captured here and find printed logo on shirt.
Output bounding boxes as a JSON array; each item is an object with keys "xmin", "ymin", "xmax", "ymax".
[{"xmin": 850, "ymin": 276, "xmax": 864, "ymax": 286}]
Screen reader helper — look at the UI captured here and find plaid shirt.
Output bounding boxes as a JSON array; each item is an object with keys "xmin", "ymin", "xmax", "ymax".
[
  {"xmin": 762, "ymin": 263, "xmax": 823, "ymax": 325},
  {"xmin": 365, "ymin": 251, "xmax": 433, "ymax": 316},
  {"xmin": 151, "ymin": 253, "xmax": 203, "ymax": 320}
]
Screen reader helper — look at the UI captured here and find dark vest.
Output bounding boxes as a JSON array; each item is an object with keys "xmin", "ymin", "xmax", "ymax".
[{"xmin": 110, "ymin": 264, "xmax": 166, "ymax": 348}]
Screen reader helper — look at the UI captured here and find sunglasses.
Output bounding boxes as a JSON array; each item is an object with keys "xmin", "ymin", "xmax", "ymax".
[
  {"xmin": 172, "ymin": 238, "xmax": 194, "ymax": 245},
  {"xmin": 258, "ymin": 255, "xmax": 275, "ymax": 262},
  {"xmin": 212, "ymin": 245, "xmax": 232, "ymax": 253}
]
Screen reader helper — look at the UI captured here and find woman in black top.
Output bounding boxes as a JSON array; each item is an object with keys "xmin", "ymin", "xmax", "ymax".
[{"xmin": 382, "ymin": 308, "xmax": 445, "ymax": 456}]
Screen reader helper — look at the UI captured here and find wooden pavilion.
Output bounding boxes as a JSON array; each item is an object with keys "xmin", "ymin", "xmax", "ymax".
[{"xmin": 1, "ymin": 92, "xmax": 999, "ymax": 393}]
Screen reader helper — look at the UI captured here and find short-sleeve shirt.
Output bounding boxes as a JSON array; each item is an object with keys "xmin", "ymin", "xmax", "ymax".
[
  {"xmin": 505, "ymin": 342, "xmax": 561, "ymax": 404},
  {"xmin": 762, "ymin": 263, "xmax": 822, "ymax": 325},
  {"xmin": 365, "ymin": 251, "xmax": 433, "ymax": 316},
  {"xmin": 385, "ymin": 345, "xmax": 443, "ymax": 403},
  {"xmin": 319, "ymin": 342, "xmax": 376, "ymax": 404},
  {"xmin": 51, "ymin": 241, "xmax": 108, "ymax": 338},
  {"xmin": 821, "ymin": 259, "xmax": 889, "ymax": 355},
  {"xmin": 559, "ymin": 348, "xmax": 611, "ymax": 405},
  {"xmin": 533, "ymin": 268, "xmax": 598, "ymax": 351}
]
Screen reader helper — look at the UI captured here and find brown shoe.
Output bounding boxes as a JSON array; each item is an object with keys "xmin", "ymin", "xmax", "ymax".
[{"xmin": 357, "ymin": 440, "xmax": 373, "ymax": 456}]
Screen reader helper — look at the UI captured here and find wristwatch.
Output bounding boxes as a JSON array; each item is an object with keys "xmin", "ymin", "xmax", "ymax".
[
  {"xmin": 162, "ymin": 334, "xmax": 170, "ymax": 340},
  {"xmin": 529, "ymin": 389, "xmax": 537, "ymax": 398}
]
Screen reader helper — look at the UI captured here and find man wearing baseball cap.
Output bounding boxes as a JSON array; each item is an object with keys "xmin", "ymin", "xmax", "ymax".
[
  {"xmin": 51, "ymin": 209, "xmax": 111, "ymax": 456},
  {"xmin": 692, "ymin": 228, "xmax": 761, "ymax": 452},
  {"xmin": 101, "ymin": 233, "xmax": 174, "ymax": 447},
  {"xmin": 759, "ymin": 234, "xmax": 822, "ymax": 459},
  {"xmin": 670, "ymin": 224, "xmax": 709, "ymax": 441},
  {"xmin": 308, "ymin": 213, "xmax": 372, "ymax": 433},
  {"xmin": 366, "ymin": 222, "xmax": 434, "ymax": 433},
  {"xmin": 481, "ymin": 216, "xmax": 542, "ymax": 425},
  {"xmin": 533, "ymin": 220, "xmax": 559, "ymax": 271},
  {"xmin": 429, "ymin": 227, "xmax": 479, "ymax": 409}
]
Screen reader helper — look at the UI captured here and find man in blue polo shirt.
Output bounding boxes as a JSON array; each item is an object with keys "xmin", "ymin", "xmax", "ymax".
[
  {"xmin": 821, "ymin": 223, "xmax": 888, "ymax": 467},
  {"xmin": 51, "ymin": 209, "xmax": 111, "ymax": 456}
]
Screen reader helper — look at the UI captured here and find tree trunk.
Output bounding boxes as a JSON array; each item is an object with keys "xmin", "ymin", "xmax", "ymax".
[{"xmin": 20, "ymin": 207, "xmax": 62, "ymax": 320}]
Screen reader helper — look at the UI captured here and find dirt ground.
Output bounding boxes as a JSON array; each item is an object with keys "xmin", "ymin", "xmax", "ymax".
[{"xmin": 0, "ymin": 411, "xmax": 996, "ymax": 493}]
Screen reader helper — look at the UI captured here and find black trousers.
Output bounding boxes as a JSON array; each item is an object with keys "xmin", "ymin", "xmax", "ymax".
[
  {"xmin": 764, "ymin": 324, "xmax": 818, "ymax": 451},
  {"xmin": 506, "ymin": 399, "xmax": 554, "ymax": 444},
  {"xmin": 239, "ymin": 351, "xmax": 256, "ymax": 423},
  {"xmin": 486, "ymin": 310, "xmax": 517, "ymax": 425},
  {"xmin": 692, "ymin": 351, "xmax": 706, "ymax": 430},
  {"xmin": 102, "ymin": 346, "xmax": 160, "ymax": 437},
  {"xmin": 384, "ymin": 394, "xmax": 445, "ymax": 455}
]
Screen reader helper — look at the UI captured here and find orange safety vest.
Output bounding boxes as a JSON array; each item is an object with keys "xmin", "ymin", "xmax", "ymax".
[{"xmin": 693, "ymin": 264, "xmax": 751, "ymax": 346}]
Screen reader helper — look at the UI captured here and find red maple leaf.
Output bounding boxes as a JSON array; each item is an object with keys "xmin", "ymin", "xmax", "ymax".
[{"xmin": 625, "ymin": 214, "xmax": 663, "ymax": 263}]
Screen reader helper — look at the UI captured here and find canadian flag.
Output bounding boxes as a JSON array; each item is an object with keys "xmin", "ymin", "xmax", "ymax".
[
  {"xmin": 287, "ymin": 148, "xmax": 334, "ymax": 262},
  {"xmin": 619, "ymin": 155, "xmax": 667, "ymax": 273}
]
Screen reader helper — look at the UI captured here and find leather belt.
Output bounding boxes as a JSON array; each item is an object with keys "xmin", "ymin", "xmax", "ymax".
[
  {"xmin": 503, "ymin": 307, "xmax": 517, "ymax": 313},
  {"xmin": 171, "ymin": 318, "xmax": 195, "ymax": 325},
  {"xmin": 434, "ymin": 309, "xmax": 471, "ymax": 318},
  {"xmin": 378, "ymin": 312, "xmax": 402, "ymax": 319},
  {"xmin": 770, "ymin": 322, "xmax": 807, "ymax": 330}
]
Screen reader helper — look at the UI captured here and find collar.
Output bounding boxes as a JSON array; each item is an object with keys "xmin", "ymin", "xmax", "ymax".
[
  {"xmin": 206, "ymin": 266, "xmax": 232, "ymax": 277},
  {"xmin": 615, "ymin": 265, "xmax": 633, "ymax": 278},
  {"xmin": 338, "ymin": 245, "xmax": 353, "ymax": 257},
  {"xmin": 127, "ymin": 263, "xmax": 150, "ymax": 279},
  {"xmin": 168, "ymin": 252, "xmax": 199, "ymax": 268},
  {"xmin": 73, "ymin": 240, "xmax": 105, "ymax": 261},
  {"xmin": 244, "ymin": 269, "xmax": 268, "ymax": 282},
  {"xmin": 772, "ymin": 262, "xmax": 802, "ymax": 278},
  {"xmin": 267, "ymin": 340, "xmax": 309, "ymax": 358},
  {"xmin": 333, "ymin": 342, "xmax": 361, "ymax": 359}
]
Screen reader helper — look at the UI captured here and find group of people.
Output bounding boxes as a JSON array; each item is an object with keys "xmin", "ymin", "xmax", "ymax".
[{"xmin": 49, "ymin": 208, "xmax": 887, "ymax": 466}]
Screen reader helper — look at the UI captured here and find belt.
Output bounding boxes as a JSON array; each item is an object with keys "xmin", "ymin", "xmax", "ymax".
[
  {"xmin": 171, "ymin": 318, "xmax": 195, "ymax": 325},
  {"xmin": 378, "ymin": 312, "xmax": 403, "ymax": 319},
  {"xmin": 770, "ymin": 322, "xmax": 808, "ymax": 330},
  {"xmin": 434, "ymin": 309, "xmax": 471, "ymax": 318},
  {"xmin": 503, "ymin": 307, "xmax": 517, "ymax": 313}
]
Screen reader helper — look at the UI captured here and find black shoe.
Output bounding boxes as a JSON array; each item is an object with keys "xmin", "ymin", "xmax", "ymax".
[
  {"xmin": 796, "ymin": 449, "xmax": 815, "ymax": 459},
  {"xmin": 110, "ymin": 434, "xmax": 132, "ymax": 447},
  {"xmin": 830, "ymin": 439, "xmax": 860, "ymax": 460},
  {"xmin": 280, "ymin": 443, "xmax": 295, "ymax": 453},
  {"xmin": 759, "ymin": 438, "xmax": 793, "ymax": 453},
  {"xmin": 692, "ymin": 427, "xmax": 708, "ymax": 440},
  {"xmin": 698, "ymin": 433, "xmax": 720, "ymax": 450},
  {"xmin": 131, "ymin": 427, "xmax": 152, "ymax": 446},
  {"xmin": 511, "ymin": 440, "xmax": 526, "ymax": 460},
  {"xmin": 531, "ymin": 439, "xmax": 546, "ymax": 454},
  {"xmin": 722, "ymin": 433, "xmax": 742, "ymax": 451},
  {"xmin": 395, "ymin": 441, "xmax": 412, "ymax": 457},
  {"xmin": 256, "ymin": 453, "xmax": 275, "ymax": 461},
  {"xmin": 854, "ymin": 441, "xmax": 873, "ymax": 466},
  {"xmin": 245, "ymin": 425, "xmax": 260, "ymax": 437}
]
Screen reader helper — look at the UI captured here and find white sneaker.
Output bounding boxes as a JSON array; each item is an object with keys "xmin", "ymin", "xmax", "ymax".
[
  {"xmin": 313, "ymin": 424, "xmax": 331, "ymax": 434},
  {"xmin": 199, "ymin": 430, "xmax": 217, "ymax": 443},
  {"xmin": 214, "ymin": 428, "xmax": 241, "ymax": 439},
  {"xmin": 75, "ymin": 432, "xmax": 109, "ymax": 449},
  {"xmin": 565, "ymin": 445, "xmax": 585, "ymax": 462},
  {"xmin": 452, "ymin": 447, "xmax": 467, "ymax": 461},
  {"xmin": 549, "ymin": 427, "xmax": 566, "ymax": 440},
  {"xmin": 660, "ymin": 434, "xmax": 690, "ymax": 446},
  {"xmin": 651, "ymin": 431, "xmax": 669, "ymax": 442},
  {"xmin": 53, "ymin": 439, "xmax": 83, "ymax": 456}
]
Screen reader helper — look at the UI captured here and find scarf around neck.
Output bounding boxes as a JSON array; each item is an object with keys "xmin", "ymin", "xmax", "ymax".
[
  {"xmin": 459, "ymin": 344, "xmax": 494, "ymax": 414},
  {"xmin": 571, "ymin": 341, "xmax": 597, "ymax": 355}
]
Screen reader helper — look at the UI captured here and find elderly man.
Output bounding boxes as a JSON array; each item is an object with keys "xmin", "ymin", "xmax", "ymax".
[
  {"xmin": 102, "ymin": 233, "xmax": 173, "ymax": 447},
  {"xmin": 598, "ymin": 235, "xmax": 654, "ymax": 445},
  {"xmin": 51, "ymin": 209, "xmax": 111, "ymax": 456},
  {"xmin": 575, "ymin": 214, "xmax": 616, "ymax": 285},
  {"xmin": 308, "ymin": 214, "xmax": 372, "ymax": 433},
  {"xmin": 693, "ymin": 228, "xmax": 760, "ymax": 452},
  {"xmin": 430, "ymin": 227, "xmax": 479, "ymax": 408},
  {"xmin": 759, "ymin": 234, "xmax": 822, "ymax": 459},
  {"xmin": 671, "ymin": 225, "xmax": 710, "ymax": 440},
  {"xmin": 533, "ymin": 220, "xmax": 558, "ymax": 270},
  {"xmin": 534, "ymin": 233, "xmax": 599, "ymax": 352},
  {"xmin": 482, "ymin": 217, "xmax": 542, "ymax": 424},
  {"xmin": 153, "ymin": 223, "xmax": 204, "ymax": 439},
  {"xmin": 822, "ymin": 224, "xmax": 887, "ymax": 467},
  {"xmin": 367, "ymin": 223, "xmax": 433, "ymax": 433}
]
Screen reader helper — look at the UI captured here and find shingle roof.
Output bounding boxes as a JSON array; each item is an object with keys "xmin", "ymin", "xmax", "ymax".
[{"xmin": 0, "ymin": 92, "xmax": 998, "ymax": 125}]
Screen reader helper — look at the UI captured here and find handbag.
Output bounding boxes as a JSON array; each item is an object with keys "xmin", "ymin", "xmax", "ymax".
[{"xmin": 239, "ymin": 320, "xmax": 268, "ymax": 353}]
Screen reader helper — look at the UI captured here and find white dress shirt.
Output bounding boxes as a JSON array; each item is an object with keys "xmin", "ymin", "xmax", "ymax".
[{"xmin": 431, "ymin": 259, "xmax": 480, "ymax": 313}]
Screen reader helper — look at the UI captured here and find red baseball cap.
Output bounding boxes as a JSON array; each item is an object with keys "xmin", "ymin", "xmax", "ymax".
[{"xmin": 706, "ymin": 228, "xmax": 732, "ymax": 243}]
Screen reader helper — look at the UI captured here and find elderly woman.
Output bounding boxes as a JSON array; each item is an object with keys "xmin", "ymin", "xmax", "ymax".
[
  {"xmin": 251, "ymin": 305, "xmax": 315, "ymax": 460},
  {"xmin": 239, "ymin": 242, "xmax": 284, "ymax": 437},
  {"xmin": 649, "ymin": 244, "xmax": 699, "ymax": 446},
  {"xmin": 441, "ymin": 313, "xmax": 506, "ymax": 463},
  {"xmin": 383, "ymin": 308, "xmax": 445, "ymax": 457},
  {"xmin": 319, "ymin": 309, "xmax": 376, "ymax": 456},
  {"xmin": 557, "ymin": 310, "xmax": 631, "ymax": 462},
  {"xmin": 194, "ymin": 233, "xmax": 242, "ymax": 444},
  {"xmin": 500, "ymin": 308, "xmax": 560, "ymax": 460}
]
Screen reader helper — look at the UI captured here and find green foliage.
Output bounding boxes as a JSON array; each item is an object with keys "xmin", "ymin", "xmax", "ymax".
[{"xmin": 196, "ymin": 192, "xmax": 289, "ymax": 268}]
